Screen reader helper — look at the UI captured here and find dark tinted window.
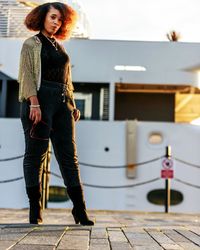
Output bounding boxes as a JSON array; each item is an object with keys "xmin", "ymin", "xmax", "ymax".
[
  {"xmin": 147, "ymin": 189, "xmax": 183, "ymax": 205},
  {"xmin": 48, "ymin": 186, "xmax": 69, "ymax": 202}
]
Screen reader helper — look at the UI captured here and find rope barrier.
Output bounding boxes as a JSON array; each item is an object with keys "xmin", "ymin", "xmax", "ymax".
[
  {"xmin": 1, "ymin": 172, "xmax": 200, "ymax": 190},
  {"xmin": 79, "ymin": 156, "xmax": 164, "ymax": 169},
  {"xmin": 174, "ymin": 178, "xmax": 200, "ymax": 189},
  {"xmin": 82, "ymin": 177, "xmax": 160, "ymax": 189},
  {"xmin": 0, "ymin": 155, "xmax": 24, "ymax": 162},
  {"xmin": 1, "ymin": 152, "xmax": 200, "ymax": 191},
  {"xmin": 49, "ymin": 170, "xmax": 160, "ymax": 188},
  {"xmin": 0, "ymin": 170, "xmax": 160, "ymax": 188},
  {"xmin": 49, "ymin": 151, "xmax": 164, "ymax": 168},
  {"xmin": 0, "ymin": 153, "xmax": 164, "ymax": 168},
  {"xmin": 2, "ymin": 154, "xmax": 200, "ymax": 170},
  {"xmin": 0, "ymin": 177, "xmax": 24, "ymax": 184},
  {"xmin": 173, "ymin": 157, "xmax": 200, "ymax": 169}
]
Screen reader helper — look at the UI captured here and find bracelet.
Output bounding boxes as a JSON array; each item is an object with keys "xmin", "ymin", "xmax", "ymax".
[{"xmin": 30, "ymin": 104, "xmax": 40, "ymax": 108}]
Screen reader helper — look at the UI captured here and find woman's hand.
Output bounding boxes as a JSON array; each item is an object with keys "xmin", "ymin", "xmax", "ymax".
[
  {"xmin": 28, "ymin": 95, "xmax": 42, "ymax": 125},
  {"xmin": 29, "ymin": 107, "xmax": 42, "ymax": 125},
  {"xmin": 73, "ymin": 108, "xmax": 81, "ymax": 122}
]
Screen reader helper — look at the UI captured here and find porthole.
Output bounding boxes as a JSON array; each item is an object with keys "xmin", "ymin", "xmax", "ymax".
[
  {"xmin": 48, "ymin": 186, "xmax": 69, "ymax": 202},
  {"xmin": 104, "ymin": 147, "xmax": 109, "ymax": 152},
  {"xmin": 147, "ymin": 189, "xmax": 183, "ymax": 205},
  {"xmin": 148, "ymin": 132, "xmax": 163, "ymax": 144}
]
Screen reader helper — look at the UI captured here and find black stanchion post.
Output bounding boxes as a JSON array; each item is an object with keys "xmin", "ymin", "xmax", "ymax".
[
  {"xmin": 45, "ymin": 146, "xmax": 51, "ymax": 208},
  {"xmin": 41, "ymin": 143, "xmax": 51, "ymax": 209},
  {"xmin": 165, "ymin": 145, "xmax": 171, "ymax": 213}
]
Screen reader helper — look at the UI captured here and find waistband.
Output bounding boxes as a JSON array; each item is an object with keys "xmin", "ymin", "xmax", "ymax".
[{"xmin": 41, "ymin": 79, "xmax": 67, "ymax": 90}]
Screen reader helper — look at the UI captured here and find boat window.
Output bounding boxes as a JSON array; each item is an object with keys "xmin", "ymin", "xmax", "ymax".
[
  {"xmin": 74, "ymin": 92, "xmax": 92, "ymax": 120},
  {"xmin": 115, "ymin": 90, "xmax": 175, "ymax": 121},
  {"xmin": 0, "ymin": 80, "xmax": 2, "ymax": 109},
  {"xmin": 148, "ymin": 133, "xmax": 163, "ymax": 144},
  {"xmin": 147, "ymin": 189, "xmax": 183, "ymax": 205},
  {"xmin": 6, "ymin": 80, "xmax": 20, "ymax": 117},
  {"xmin": 73, "ymin": 82, "xmax": 109, "ymax": 120},
  {"xmin": 48, "ymin": 186, "xmax": 69, "ymax": 202}
]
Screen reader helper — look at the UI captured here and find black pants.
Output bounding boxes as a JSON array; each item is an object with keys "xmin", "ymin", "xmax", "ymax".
[{"xmin": 20, "ymin": 80, "xmax": 81, "ymax": 188}]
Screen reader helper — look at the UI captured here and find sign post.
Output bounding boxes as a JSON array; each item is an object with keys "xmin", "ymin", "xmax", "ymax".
[{"xmin": 161, "ymin": 146, "xmax": 174, "ymax": 213}]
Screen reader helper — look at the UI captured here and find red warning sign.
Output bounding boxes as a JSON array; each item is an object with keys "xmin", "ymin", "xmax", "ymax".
[{"xmin": 161, "ymin": 169, "xmax": 174, "ymax": 178}]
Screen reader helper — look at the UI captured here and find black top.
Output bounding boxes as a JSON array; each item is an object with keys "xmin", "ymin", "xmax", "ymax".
[{"xmin": 36, "ymin": 32, "xmax": 69, "ymax": 84}]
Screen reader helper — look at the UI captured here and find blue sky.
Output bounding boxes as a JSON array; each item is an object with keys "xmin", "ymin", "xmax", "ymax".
[{"xmin": 79, "ymin": 0, "xmax": 200, "ymax": 42}]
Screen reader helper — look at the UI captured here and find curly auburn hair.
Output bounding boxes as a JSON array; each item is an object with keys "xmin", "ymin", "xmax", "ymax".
[{"xmin": 24, "ymin": 2, "xmax": 78, "ymax": 40}]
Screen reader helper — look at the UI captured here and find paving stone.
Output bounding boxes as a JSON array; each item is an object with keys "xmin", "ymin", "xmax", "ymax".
[
  {"xmin": 57, "ymin": 235, "xmax": 89, "ymax": 250},
  {"xmin": 132, "ymin": 246, "xmax": 163, "ymax": 250},
  {"xmin": 107, "ymin": 227, "xmax": 121, "ymax": 231},
  {"xmin": 10, "ymin": 244, "xmax": 56, "ymax": 250},
  {"xmin": 89, "ymin": 238, "xmax": 110, "ymax": 250},
  {"xmin": 16, "ymin": 225, "xmax": 67, "ymax": 246},
  {"xmin": 162, "ymin": 229, "xmax": 191, "ymax": 243},
  {"xmin": 188, "ymin": 227, "xmax": 200, "ymax": 237},
  {"xmin": 146, "ymin": 231, "xmax": 176, "ymax": 245},
  {"xmin": 91, "ymin": 228, "xmax": 108, "ymax": 239},
  {"xmin": 123, "ymin": 228, "xmax": 145, "ymax": 233},
  {"xmin": 107, "ymin": 230, "xmax": 128, "ymax": 242},
  {"xmin": 147, "ymin": 230, "xmax": 192, "ymax": 249},
  {"xmin": 1, "ymin": 209, "xmax": 200, "ymax": 250},
  {"xmin": 0, "ymin": 241, "xmax": 16, "ymax": 250},
  {"xmin": 65, "ymin": 229, "xmax": 90, "ymax": 236},
  {"xmin": 30, "ymin": 226, "xmax": 68, "ymax": 237},
  {"xmin": 160, "ymin": 244, "xmax": 184, "ymax": 249},
  {"xmin": 110, "ymin": 242, "xmax": 132, "ymax": 250},
  {"xmin": 176, "ymin": 229, "xmax": 200, "ymax": 246},
  {"xmin": 124, "ymin": 231, "xmax": 159, "ymax": 246},
  {"xmin": 90, "ymin": 238, "xmax": 109, "ymax": 244},
  {"xmin": 18, "ymin": 235, "xmax": 61, "ymax": 245},
  {"xmin": 0, "ymin": 227, "xmax": 33, "ymax": 241},
  {"xmin": 174, "ymin": 242, "xmax": 200, "ymax": 250},
  {"xmin": 89, "ymin": 245, "xmax": 110, "ymax": 250}
]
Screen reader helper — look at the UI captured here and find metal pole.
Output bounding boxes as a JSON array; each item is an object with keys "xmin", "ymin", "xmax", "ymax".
[
  {"xmin": 165, "ymin": 145, "xmax": 171, "ymax": 213},
  {"xmin": 41, "ymin": 157, "xmax": 47, "ymax": 210},
  {"xmin": 41, "ymin": 143, "xmax": 51, "ymax": 209},
  {"xmin": 45, "ymin": 144, "xmax": 51, "ymax": 208}
]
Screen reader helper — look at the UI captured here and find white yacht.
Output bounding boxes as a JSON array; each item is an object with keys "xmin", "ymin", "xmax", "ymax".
[{"xmin": 1, "ymin": 0, "xmax": 200, "ymax": 213}]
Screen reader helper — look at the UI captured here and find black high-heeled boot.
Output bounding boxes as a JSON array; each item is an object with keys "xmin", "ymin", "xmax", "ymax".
[
  {"xmin": 26, "ymin": 185, "xmax": 43, "ymax": 224},
  {"xmin": 67, "ymin": 186, "xmax": 94, "ymax": 226}
]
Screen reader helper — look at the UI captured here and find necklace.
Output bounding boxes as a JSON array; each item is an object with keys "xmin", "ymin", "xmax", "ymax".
[{"xmin": 45, "ymin": 35, "xmax": 58, "ymax": 50}]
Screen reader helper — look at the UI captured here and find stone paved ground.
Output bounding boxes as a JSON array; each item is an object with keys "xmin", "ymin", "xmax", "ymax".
[{"xmin": 0, "ymin": 209, "xmax": 200, "ymax": 249}]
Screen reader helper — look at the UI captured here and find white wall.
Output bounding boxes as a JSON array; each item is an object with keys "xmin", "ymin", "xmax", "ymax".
[
  {"xmin": 135, "ymin": 121, "xmax": 200, "ymax": 213},
  {"xmin": 49, "ymin": 120, "xmax": 200, "ymax": 212},
  {"xmin": 0, "ymin": 38, "xmax": 199, "ymax": 86},
  {"xmin": 1, "ymin": 118, "xmax": 200, "ymax": 212},
  {"xmin": 65, "ymin": 39, "xmax": 199, "ymax": 85},
  {"xmin": 0, "ymin": 118, "xmax": 27, "ymax": 208}
]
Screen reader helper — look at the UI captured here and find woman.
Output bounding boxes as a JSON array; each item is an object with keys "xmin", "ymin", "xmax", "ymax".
[{"xmin": 18, "ymin": 2, "xmax": 94, "ymax": 226}]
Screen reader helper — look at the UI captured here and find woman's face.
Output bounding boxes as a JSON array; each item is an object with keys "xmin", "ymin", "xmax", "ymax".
[{"xmin": 43, "ymin": 6, "xmax": 62, "ymax": 36}]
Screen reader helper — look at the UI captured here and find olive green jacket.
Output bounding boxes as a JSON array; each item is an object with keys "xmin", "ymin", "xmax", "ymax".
[{"xmin": 18, "ymin": 35, "xmax": 75, "ymax": 106}]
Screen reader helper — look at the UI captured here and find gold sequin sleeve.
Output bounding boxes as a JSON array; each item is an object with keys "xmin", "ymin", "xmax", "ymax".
[{"xmin": 18, "ymin": 43, "xmax": 37, "ymax": 101}]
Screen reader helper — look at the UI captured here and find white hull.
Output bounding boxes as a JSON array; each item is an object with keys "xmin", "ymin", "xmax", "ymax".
[{"xmin": 1, "ymin": 118, "xmax": 200, "ymax": 212}]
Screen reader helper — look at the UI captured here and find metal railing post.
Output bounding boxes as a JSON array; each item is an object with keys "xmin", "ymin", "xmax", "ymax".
[
  {"xmin": 165, "ymin": 145, "xmax": 171, "ymax": 213},
  {"xmin": 41, "ymin": 143, "xmax": 51, "ymax": 209}
]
